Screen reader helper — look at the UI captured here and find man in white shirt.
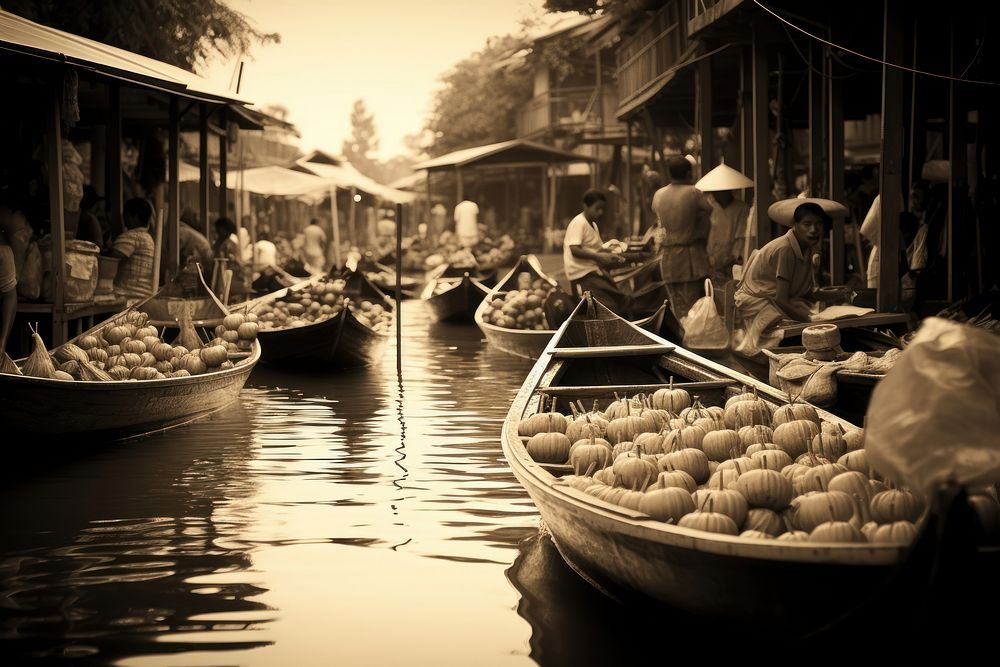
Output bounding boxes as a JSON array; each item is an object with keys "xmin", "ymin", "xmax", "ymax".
[
  {"xmin": 563, "ymin": 189, "xmax": 630, "ymax": 315},
  {"xmin": 454, "ymin": 200, "xmax": 479, "ymax": 248}
]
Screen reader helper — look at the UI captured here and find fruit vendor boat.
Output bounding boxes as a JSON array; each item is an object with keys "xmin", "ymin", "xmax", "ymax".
[
  {"xmin": 475, "ymin": 255, "xmax": 667, "ymax": 360},
  {"xmin": 245, "ymin": 270, "xmax": 392, "ymax": 368},
  {"xmin": 1, "ymin": 298, "xmax": 259, "ymax": 443},
  {"xmin": 501, "ymin": 293, "xmax": 998, "ymax": 631},
  {"xmin": 421, "ymin": 263, "xmax": 498, "ymax": 323}
]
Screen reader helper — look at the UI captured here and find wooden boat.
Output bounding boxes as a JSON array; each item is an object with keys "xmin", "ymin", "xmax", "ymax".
[
  {"xmin": 475, "ymin": 255, "xmax": 667, "ymax": 360},
  {"xmin": 1, "ymin": 300, "xmax": 259, "ymax": 443},
  {"xmin": 247, "ymin": 270, "xmax": 392, "ymax": 368},
  {"xmin": 500, "ymin": 294, "xmax": 998, "ymax": 630},
  {"xmin": 421, "ymin": 263, "xmax": 497, "ymax": 323}
]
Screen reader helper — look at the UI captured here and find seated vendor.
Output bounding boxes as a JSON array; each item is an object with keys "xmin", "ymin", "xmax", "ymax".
[
  {"xmin": 563, "ymin": 189, "xmax": 631, "ymax": 316},
  {"xmin": 734, "ymin": 202, "xmax": 847, "ymax": 351},
  {"xmin": 110, "ymin": 197, "xmax": 156, "ymax": 302}
]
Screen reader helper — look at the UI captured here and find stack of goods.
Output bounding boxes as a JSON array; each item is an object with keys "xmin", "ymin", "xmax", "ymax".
[
  {"xmin": 517, "ymin": 383, "xmax": 1000, "ymax": 543},
  {"xmin": 399, "ymin": 232, "xmax": 517, "ymax": 271},
  {"xmin": 474, "ymin": 234, "xmax": 516, "ymax": 269},
  {"xmin": 254, "ymin": 278, "xmax": 393, "ymax": 334},
  {"xmin": 481, "ymin": 279, "xmax": 553, "ymax": 330},
  {"xmin": 5, "ymin": 310, "xmax": 257, "ymax": 382}
]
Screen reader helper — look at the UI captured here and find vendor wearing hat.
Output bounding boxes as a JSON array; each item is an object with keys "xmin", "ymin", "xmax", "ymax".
[
  {"xmin": 695, "ymin": 160, "xmax": 752, "ymax": 283},
  {"xmin": 734, "ymin": 200, "xmax": 849, "ymax": 352}
]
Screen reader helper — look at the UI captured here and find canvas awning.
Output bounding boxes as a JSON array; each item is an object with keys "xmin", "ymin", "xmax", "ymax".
[
  {"xmin": 226, "ymin": 166, "xmax": 330, "ymax": 199},
  {"xmin": 0, "ymin": 9, "xmax": 252, "ymax": 108},
  {"xmin": 293, "ymin": 154, "xmax": 415, "ymax": 204},
  {"xmin": 414, "ymin": 139, "xmax": 597, "ymax": 172}
]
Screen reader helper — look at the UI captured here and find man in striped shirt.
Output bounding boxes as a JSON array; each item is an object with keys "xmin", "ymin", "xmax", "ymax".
[{"xmin": 110, "ymin": 198, "xmax": 155, "ymax": 302}]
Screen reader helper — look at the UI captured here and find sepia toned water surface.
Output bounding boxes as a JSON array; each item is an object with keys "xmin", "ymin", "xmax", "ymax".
[{"xmin": 0, "ymin": 300, "xmax": 660, "ymax": 666}]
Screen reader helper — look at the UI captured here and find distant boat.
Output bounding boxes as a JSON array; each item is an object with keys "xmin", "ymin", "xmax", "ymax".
[
  {"xmin": 421, "ymin": 263, "xmax": 497, "ymax": 323},
  {"xmin": 475, "ymin": 255, "xmax": 666, "ymax": 360},
  {"xmin": 248, "ymin": 270, "xmax": 392, "ymax": 368}
]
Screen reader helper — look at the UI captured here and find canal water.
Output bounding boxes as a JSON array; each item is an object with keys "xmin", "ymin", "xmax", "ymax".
[{"xmin": 0, "ymin": 301, "xmax": 661, "ymax": 666}]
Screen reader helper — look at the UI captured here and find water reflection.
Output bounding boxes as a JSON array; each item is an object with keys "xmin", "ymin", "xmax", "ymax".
[
  {"xmin": 0, "ymin": 401, "xmax": 272, "ymax": 663},
  {"xmin": 0, "ymin": 300, "xmax": 546, "ymax": 664}
]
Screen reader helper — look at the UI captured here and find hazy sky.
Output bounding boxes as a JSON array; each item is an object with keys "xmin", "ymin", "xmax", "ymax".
[{"xmin": 200, "ymin": 0, "xmax": 548, "ymax": 160}]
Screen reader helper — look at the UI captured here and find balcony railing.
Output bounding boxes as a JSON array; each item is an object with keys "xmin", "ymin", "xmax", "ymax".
[
  {"xmin": 688, "ymin": 0, "xmax": 745, "ymax": 37},
  {"xmin": 617, "ymin": 0, "xmax": 690, "ymax": 108},
  {"xmin": 517, "ymin": 86, "xmax": 626, "ymax": 140}
]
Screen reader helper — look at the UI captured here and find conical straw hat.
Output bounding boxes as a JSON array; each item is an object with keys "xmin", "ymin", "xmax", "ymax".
[
  {"xmin": 695, "ymin": 160, "xmax": 754, "ymax": 192},
  {"xmin": 768, "ymin": 197, "xmax": 849, "ymax": 227}
]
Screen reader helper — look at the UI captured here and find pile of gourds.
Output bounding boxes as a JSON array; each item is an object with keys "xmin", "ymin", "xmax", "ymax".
[
  {"xmin": 254, "ymin": 278, "xmax": 392, "ymax": 334},
  {"xmin": 517, "ymin": 382, "xmax": 1000, "ymax": 544},
  {"xmin": 32, "ymin": 310, "xmax": 251, "ymax": 382},
  {"xmin": 481, "ymin": 279, "xmax": 553, "ymax": 331}
]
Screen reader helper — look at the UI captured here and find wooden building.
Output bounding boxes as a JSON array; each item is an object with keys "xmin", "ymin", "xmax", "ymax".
[
  {"xmin": 601, "ymin": 0, "xmax": 998, "ymax": 312},
  {"xmin": 0, "ymin": 9, "xmax": 259, "ymax": 348}
]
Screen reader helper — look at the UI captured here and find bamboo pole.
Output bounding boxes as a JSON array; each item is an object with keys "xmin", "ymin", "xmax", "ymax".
[
  {"xmin": 330, "ymin": 186, "xmax": 341, "ymax": 269},
  {"xmin": 395, "ymin": 202, "xmax": 403, "ymax": 376}
]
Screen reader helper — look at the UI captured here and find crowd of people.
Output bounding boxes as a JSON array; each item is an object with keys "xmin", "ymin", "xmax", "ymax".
[{"xmin": 560, "ymin": 154, "xmax": 952, "ymax": 354}]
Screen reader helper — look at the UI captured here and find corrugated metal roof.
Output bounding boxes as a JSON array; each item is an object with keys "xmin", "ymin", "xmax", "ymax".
[
  {"xmin": 0, "ymin": 9, "xmax": 250, "ymax": 105},
  {"xmin": 413, "ymin": 139, "xmax": 597, "ymax": 171}
]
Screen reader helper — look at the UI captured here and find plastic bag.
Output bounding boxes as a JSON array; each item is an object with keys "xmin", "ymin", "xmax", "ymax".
[
  {"xmin": 866, "ymin": 318, "xmax": 1000, "ymax": 493},
  {"xmin": 681, "ymin": 279, "xmax": 729, "ymax": 349}
]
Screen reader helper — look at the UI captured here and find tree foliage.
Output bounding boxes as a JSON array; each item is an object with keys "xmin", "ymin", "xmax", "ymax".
[
  {"xmin": 341, "ymin": 99, "xmax": 380, "ymax": 179},
  {"xmin": 2, "ymin": 0, "xmax": 279, "ymax": 71},
  {"xmin": 339, "ymin": 99, "xmax": 414, "ymax": 185},
  {"xmin": 424, "ymin": 35, "xmax": 533, "ymax": 157}
]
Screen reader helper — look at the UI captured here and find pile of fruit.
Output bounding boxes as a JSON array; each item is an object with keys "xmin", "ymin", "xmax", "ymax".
[
  {"xmin": 481, "ymin": 279, "xmax": 554, "ymax": 331},
  {"xmin": 5, "ymin": 310, "xmax": 256, "ymax": 382},
  {"xmin": 517, "ymin": 383, "xmax": 1000, "ymax": 544},
  {"xmin": 254, "ymin": 278, "xmax": 393, "ymax": 335},
  {"xmin": 413, "ymin": 232, "xmax": 517, "ymax": 272}
]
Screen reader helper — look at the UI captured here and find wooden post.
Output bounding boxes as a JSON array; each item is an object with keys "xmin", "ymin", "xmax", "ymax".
[
  {"xmin": 107, "ymin": 83, "xmax": 123, "ymax": 237},
  {"xmin": 46, "ymin": 80, "xmax": 67, "ymax": 344},
  {"xmin": 947, "ymin": 16, "xmax": 959, "ymax": 303},
  {"xmin": 330, "ymin": 186, "xmax": 341, "ymax": 269},
  {"xmin": 425, "ymin": 171, "xmax": 433, "ymax": 238},
  {"xmin": 751, "ymin": 21, "xmax": 771, "ymax": 247},
  {"xmin": 218, "ymin": 117, "xmax": 228, "ymax": 222},
  {"xmin": 740, "ymin": 47, "xmax": 753, "ymax": 179},
  {"xmin": 626, "ymin": 121, "xmax": 635, "ymax": 236},
  {"xmin": 877, "ymin": 0, "xmax": 904, "ymax": 311},
  {"xmin": 697, "ymin": 57, "xmax": 713, "ymax": 177},
  {"xmin": 827, "ymin": 45, "xmax": 846, "ymax": 285},
  {"xmin": 199, "ymin": 104, "xmax": 211, "ymax": 237},
  {"xmin": 395, "ymin": 202, "xmax": 403, "ymax": 375},
  {"xmin": 167, "ymin": 96, "xmax": 180, "ymax": 278},
  {"xmin": 808, "ymin": 41, "xmax": 825, "ymax": 197},
  {"xmin": 907, "ymin": 20, "xmax": 918, "ymax": 195},
  {"xmin": 541, "ymin": 164, "xmax": 550, "ymax": 252},
  {"xmin": 827, "ymin": 47, "xmax": 845, "ymax": 206},
  {"xmin": 349, "ymin": 186, "xmax": 358, "ymax": 245}
]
